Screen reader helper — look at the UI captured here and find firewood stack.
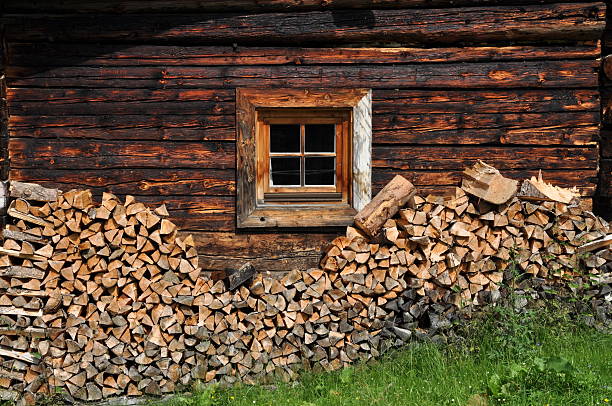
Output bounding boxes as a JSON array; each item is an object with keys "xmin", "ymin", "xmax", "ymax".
[{"xmin": 0, "ymin": 162, "xmax": 609, "ymax": 402}]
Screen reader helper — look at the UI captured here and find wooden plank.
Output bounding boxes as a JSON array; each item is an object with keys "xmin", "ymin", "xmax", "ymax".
[
  {"xmin": 9, "ymin": 180, "xmax": 60, "ymax": 201},
  {"xmin": 9, "ymin": 168, "xmax": 235, "ymax": 196},
  {"xmin": 1, "ymin": 0, "xmax": 589, "ymax": 13},
  {"xmin": 373, "ymin": 111, "xmax": 599, "ymax": 145},
  {"xmin": 9, "ymin": 139, "xmax": 235, "ymax": 170},
  {"xmin": 188, "ymin": 231, "xmax": 337, "ymax": 271},
  {"xmin": 6, "ymin": 60, "xmax": 599, "ymax": 89},
  {"xmin": 10, "ymin": 168, "xmax": 598, "ymax": 199},
  {"xmin": 0, "ymin": 348, "xmax": 38, "ymax": 363},
  {"xmin": 6, "ymin": 208, "xmax": 51, "ymax": 227},
  {"xmin": 576, "ymin": 234, "xmax": 612, "ymax": 254},
  {"xmin": 9, "ymin": 114, "xmax": 235, "ymax": 141},
  {"xmin": 0, "ymin": 266, "xmax": 45, "ymax": 280},
  {"xmin": 2, "ymin": 229, "xmax": 48, "ymax": 244},
  {"xmin": 0, "ymin": 327, "xmax": 47, "ymax": 338},
  {"xmin": 7, "ymin": 88, "xmax": 235, "ymax": 115},
  {"xmin": 8, "ymin": 89, "xmax": 599, "ymax": 114},
  {"xmin": 0, "ymin": 247, "xmax": 45, "ymax": 261},
  {"xmin": 7, "ymin": 43, "xmax": 600, "ymax": 66},
  {"xmin": 3, "ymin": 4, "xmax": 605, "ymax": 44},
  {"xmin": 372, "ymin": 146, "xmax": 599, "ymax": 171}
]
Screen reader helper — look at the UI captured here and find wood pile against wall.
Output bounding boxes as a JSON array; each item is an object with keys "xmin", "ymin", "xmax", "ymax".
[
  {"xmin": 0, "ymin": 163, "xmax": 609, "ymax": 402},
  {"xmin": 2, "ymin": 2, "xmax": 605, "ymax": 276}
]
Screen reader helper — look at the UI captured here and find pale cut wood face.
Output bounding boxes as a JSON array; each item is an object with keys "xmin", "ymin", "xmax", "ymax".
[{"xmin": 236, "ymin": 88, "xmax": 371, "ymax": 228}]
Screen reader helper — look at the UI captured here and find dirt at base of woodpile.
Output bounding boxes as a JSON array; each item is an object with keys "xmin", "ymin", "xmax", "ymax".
[{"xmin": 0, "ymin": 162, "xmax": 609, "ymax": 405}]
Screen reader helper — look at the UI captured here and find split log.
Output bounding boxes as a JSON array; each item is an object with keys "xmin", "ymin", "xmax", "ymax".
[
  {"xmin": 461, "ymin": 160, "xmax": 518, "ymax": 205},
  {"xmin": 354, "ymin": 175, "xmax": 416, "ymax": 237},
  {"xmin": 228, "ymin": 262, "xmax": 256, "ymax": 290},
  {"xmin": 518, "ymin": 171, "xmax": 579, "ymax": 204},
  {"xmin": 9, "ymin": 181, "xmax": 60, "ymax": 202}
]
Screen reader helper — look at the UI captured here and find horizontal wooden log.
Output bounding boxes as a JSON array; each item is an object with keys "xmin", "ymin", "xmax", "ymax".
[
  {"xmin": 0, "ymin": 247, "xmax": 46, "ymax": 261},
  {"xmin": 10, "ymin": 180, "xmax": 60, "ymax": 201},
  {"xmin": 9, "ymin": 139, "xmax": 235, "ymax": 170},
  {"xmin": 0, "ymin": 327, "xmax": 47, "ymax": 338},
  {"xmin": 7, "ymin": 88, "xmax": 234, "ymax": 115},
  {"xmin": 9, "ymin": 168, "xmax": 236, "ymax": 196},
  {"xmin": 0, "ymin": 348, "xmax": 38, "ymax": 363},
  {"xmin": 7, "ymin": 115, "xmax": 598, "ymax": 146},
  {"xmin": 2, "ymin": 229, "xmax": 48, "ymax": 243},
  {"xmin": 374, "ymin": 111, "xmax": 599, "ymax": 145},
  {"xmin": 9, "ymin": 88, "xmax": 599, "ymax": 115},
  {"xmin": 9, "ymin": 114, "xmax": 235, "ymax": 141},
  {"xmin": 372, "ymin": 146, "xmax": 598, "ymax": 171},
  {"xmin": 1, "ymin": 0, "xmax": 591, "ymax": 13},
  {"xmin": 3, "ymin": 4, "xmax": 605, "ymax": 44},
  {"xmin": 0, "ymin": 266, "xmax": 45, "ymax": 279},
  {"xmin": 7, "ymin": 43, "xmax": 600, "ymax": 66},
  {"xmin": 188, "ymin": 231, "xmax": 337, "ymax": 271},
  {"xmin": 10, "ymin": 168, "xmax": 597, "ymax": 198},
  {"xmin": 6, "ymin": 60, "xmax": 599, "ymax": 89}
]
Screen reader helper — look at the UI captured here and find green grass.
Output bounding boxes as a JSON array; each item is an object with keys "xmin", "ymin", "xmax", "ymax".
[{"xmin": 159, "ymin": 304, "xmax": 612, "ymax": 406}]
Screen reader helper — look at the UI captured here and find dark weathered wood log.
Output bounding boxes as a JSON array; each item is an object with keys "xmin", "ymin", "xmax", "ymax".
[
  {"xmin": 1, "ymin": 0, "xmax": 593, "ymax": 13},
  {"xmin": 0, "ymin": 266, "xmax": 45, "ymax": 279},
  {"xmin": 2, "ymin": 229, "xmax": 47, "ymax": 243},
  {"xmin": 373, "ymin": 146, "xmax": 599, "ymax": 171},
  {"xmin": 8, "ymin": 89, "xmax": 598, "ymax": 116},
  {"xmin": 9, "ymin": 181, "xmax": 60, "ymax": 202},
  {"xmin": 228, "ymin": 262, "xmax": 256, "ymax": 290},
  {"xmin": 355, "ymin": 175, "xmax": 416, "ymax": 237},
  {"xmin": 7, "ymin": 43, "xmax": 600, "ymax": 67},
  {"xmin": 6, "ymin": 61, "xmax": 599, "ymax": 89},
  {"xmin": 9, "ymin": 139, "xmax": 234, "ymax": 170},
  {"xmin": 3, "ymin": 4, "xmax": 605, "ymax": 44},
  {"xmin": 9, "ymin": 169, "xmax": 235, "ymax": 196}
]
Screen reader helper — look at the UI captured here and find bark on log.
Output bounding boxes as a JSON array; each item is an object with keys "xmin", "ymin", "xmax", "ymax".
[
  {"xmin": 9, "ymin": 181, "xmax": 60, "ymax": 202},
  {"xmin": 354, "ymin": 175, "xmax": 416, "ymax": 237}
]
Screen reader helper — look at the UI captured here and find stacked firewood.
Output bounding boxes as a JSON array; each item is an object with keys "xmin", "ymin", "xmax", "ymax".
[{"xmin": 0, "ymin": 162, "xmax": 609, "ymax": 402}]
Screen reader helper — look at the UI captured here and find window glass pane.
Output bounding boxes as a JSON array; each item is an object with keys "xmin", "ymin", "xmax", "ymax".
[
  {"xmin": 305, "ymin": 157, "xmax": 335, "ymax": 186},
  {"xmin": 270, "ymin": 124, "xmax": 300, "ymax": 153},
  {"xmin": 271, "ymin": 157, "xmax": 301, "ymax": 186},
  {"xmin": 305, "ymin": 124, "xmax": 335, "ymax": 153}
]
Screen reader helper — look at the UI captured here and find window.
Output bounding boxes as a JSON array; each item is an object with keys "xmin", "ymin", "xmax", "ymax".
[
  {"xmin": 257, "ymin": 109, "xmax": 351, "ymax": 205},
  {"xmin": 237, "ymin": 89, "xmax": 371, "ymax": 228}
]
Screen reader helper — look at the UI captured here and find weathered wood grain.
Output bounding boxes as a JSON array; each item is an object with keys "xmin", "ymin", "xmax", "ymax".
[
  {"xmin": 10, "ymin": 168, "xmax": 597, "ymax": 198},
  {"xmin": 190, "ymin": 231, "xmax": 337, "ymax": 271},
  {"xmin": 7, "ymin": 43, "xmax": 600, "ymax": 66},
  {"xmin": 3, "ymin": 3, "xmax": 605, "ymax": 44},
  {"xmin": 374, "ymin": 111, "xmax": 599, "ymax": 145},
  {"xmin": 372, "ymin": 146, "xmax": 598, "ymax": 171},
  {"xmin": 9, "ymin": 139, "xmax": 235, "ymax": 169},
  {"xmin": 6, "ymin": 61, "xmax": 599, "ymax": 89},
  {"xmin": 1, "ymin": 0, "xmax": 591, "ymax": 13},
  {"xmin": 10, "ymin": 168, "xmax": 236, "ymax": 196},
  {"xmin": 9, "ymin": 88, "xmax": 600, "ymax": 113},
  {"xmin": 9, "ymin": 114, "xmax": 235, "ymax": 141}
]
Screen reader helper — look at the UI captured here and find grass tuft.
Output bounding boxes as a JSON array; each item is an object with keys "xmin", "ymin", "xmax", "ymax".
[{"xmin": 158, "ymin": 304, "xmax": 611, "ymax": 406}]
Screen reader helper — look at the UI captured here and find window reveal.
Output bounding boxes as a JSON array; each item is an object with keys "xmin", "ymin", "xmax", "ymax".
[{"xmin": 236, "ymin": 88, "xmax": 371, "ymax": 228}]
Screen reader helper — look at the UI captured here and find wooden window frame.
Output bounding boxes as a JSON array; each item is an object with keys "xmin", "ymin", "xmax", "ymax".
[{"xmin": 237, "ymin": 88, "xmax": 371, "ymax": 228}]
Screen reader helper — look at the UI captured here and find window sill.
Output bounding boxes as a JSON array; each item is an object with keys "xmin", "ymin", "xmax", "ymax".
[{"xmin": 239, "ymin": 205, "xmax": 356, "ymax": 228}]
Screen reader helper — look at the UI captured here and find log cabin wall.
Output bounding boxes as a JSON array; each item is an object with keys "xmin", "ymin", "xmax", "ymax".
[
  {"xmin": 600, "ymin": 0, "xmax": 612, "ymax": 219},
  {"xmin": 0, "ymin": 1, "xmax": 607, "ymax": 273}
]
